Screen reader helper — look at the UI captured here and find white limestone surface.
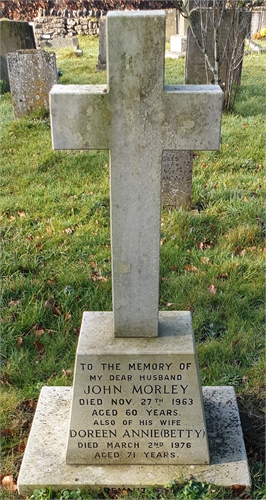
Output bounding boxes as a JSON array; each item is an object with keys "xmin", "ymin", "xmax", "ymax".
[
  {"xmin": 18, "ymin": 386, "xmax": 251, "ymax": 495},
  {"xmin": 50, "ymin": 11, "xmax": 223, "ymax": 339},
  {"xmin": 66, "ymin": 311, "xmax": 209, "ymax": 465}
]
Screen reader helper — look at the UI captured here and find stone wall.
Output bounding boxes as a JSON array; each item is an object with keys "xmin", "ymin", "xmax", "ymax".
[
  {"xmin": 34, "ymin": 11, "xmax": 104, "ymax": 48},
  {"xmin": 0, "ymin": 1, "xmax": 178, "ymax": 22}
]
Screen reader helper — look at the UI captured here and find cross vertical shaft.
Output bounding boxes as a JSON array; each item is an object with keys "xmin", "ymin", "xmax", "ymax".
[{"xmin": 50, "ymin": 11, "xmax": 223, "ymax": 339}]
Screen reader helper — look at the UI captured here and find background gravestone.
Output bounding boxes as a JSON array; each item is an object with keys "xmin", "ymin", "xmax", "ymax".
[
  {"xmin": 96, "ymin": 17, "xmax": 106, "ymax": 71},
  {"xmin": 162, "ymin": 150, "xmax": 193, "ymax": 209},
  {"xmin": 40, "ymin": 36, "xmax": 79, "ymax": 50},
  {"xmin": 7, "ymin": 49, "xmax": 57, "ymax": 118},
  {"xmin": 0, "ymin": 19, "xmax": 36, "ymax": 90},
  {"xmin": 165, "ymin": 9, "xmax": 177, "ymax": 42},
  {"xmin": 185, "ymin": 9, "xmax": 251, "ymax": 87}
]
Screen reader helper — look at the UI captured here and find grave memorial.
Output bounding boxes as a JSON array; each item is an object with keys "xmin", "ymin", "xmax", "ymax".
[
  {"xmin": 18, "ymin": 11, "xmax": 251, "ymax": 495},
  {"xmin": 7, "ymin": 49, "xmax": 57, "ymax": 118}
]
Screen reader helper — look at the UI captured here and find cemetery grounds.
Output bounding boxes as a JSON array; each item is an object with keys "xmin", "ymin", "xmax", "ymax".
[{"xmin": 0, "ymin": 37, "xmax": 265, "ymax": 500}]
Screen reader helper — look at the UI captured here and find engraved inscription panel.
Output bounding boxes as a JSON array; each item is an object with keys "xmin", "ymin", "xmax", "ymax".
[{"xmin": 66, "ymin": 354, "xmax": 209, "ymax": 465}]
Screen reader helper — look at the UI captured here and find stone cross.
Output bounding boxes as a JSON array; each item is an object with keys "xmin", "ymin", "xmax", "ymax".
[{"xmin": 50, "ymin": 11, "xmax": 222, "ymax": 339}]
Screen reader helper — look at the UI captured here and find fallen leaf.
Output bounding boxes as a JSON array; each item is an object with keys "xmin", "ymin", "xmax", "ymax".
[
  {"xmin": 185, "ymin": 265, "xmax": 198, "ymax": 272},
  {"xmin": 216, "ymin": 273, "xmax": 228, "ymax": 280},
  {"xmin": 232, "ymin": 484, "xmax": 246, "ymax": 496},
  {"xmin": 169, "ymin": 265, "xmax": 178, "ymax": 272},
  {"xmin": 73, "ymin": 327, "xmax": 80, "ymax": 336},
  {"xmin": 8, "ymin": 300, "xmax": 20, "ymax": 308},
  {"xmin": 0, "ymin": 372, "xmax": 10, "ymax": 385},
  {"xmin": 47, "ymin": 278, "xmax": 57, "ymax": 284},
  {"xmin": 234, "ymin": 245, "xmax": 243, "ymax": 255},
  {"xmin": 64, "ymin": 227, "xmax": 74, "ymax": 235},
  {"xmin": 62, "ymin": 369, "xmax": 72, "ymax": 378},
  {"xmin": 166, "ymin": 302, "xmax": 173, "ymax": 307},
  {"xmin": 24, "ymin": 399, "xmax": 36, "ymax": 412},
  {"xmin": 96, "ymin": 276, "xmax": 107, "ymax": 282},
  {"xmin": 45, "ymin": 299, "xmax": 61, "ymax": 316},
  {"xmin": 14, "ymin": 442, "xmax": 26, "ymax": 453},
  {"xmin": 108, "ymin": 489, "xmax": 121, "ymax": 499},
  {"xmin": 65, "ymin": 312, "xmax": 72, "ymax": 321},
  {"xmin": 18, "ymin": 211, "xmax": 25, "ymax": 217},
  {"xmin": 200, "ymin": 256, "xmax": 210, "ymax": 264},
  {"xmin": 207, "ymin": 284, "xmax": 217, "ymax": 294},
  {"xmin": 232, "ymin": 339, "xmax": 240, "ymax": 350},
  {"xmin": 34, "ymin": 341, "xmax": 45, "ymax": 354},
  {"xmin": 36, "ymin": 328, "xmax": 46, "ymax": 337},
  {"xmin": 17, "ymin": 336, "xmax": 23, "ymax": 348},
  {"xmin": 197, "ymin": 240, "xmax": 214, "ymax": 250},
  {"xmin": 1, "ymin": 475, "xmax": 17, "ymax": 492},
  {"xmin": 1, "ymin": 428, "xmax": 15, "ymax": 437}
]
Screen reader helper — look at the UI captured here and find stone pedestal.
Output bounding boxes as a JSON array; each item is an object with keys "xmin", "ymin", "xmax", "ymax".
[
  {"xmin": 17, "ymin": 385, "xmax": 251, "ymax": 495},
  {"xmin": 66, "ymin": 311, "xmax": 209, "ymax": 465}
]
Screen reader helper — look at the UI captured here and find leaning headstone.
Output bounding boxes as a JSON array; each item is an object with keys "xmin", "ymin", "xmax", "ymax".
[
  {"xmin": 0, "ymin": 19, "xmax": 36, "ymax": 90},
  {"xmin": 18, "ymin": 11, "xmax": 251, "ymax": 495},
  {"xmin": 162, "ymin": 150, "xmax": 193, "ymax": 209},
  {"xmin": 7, "ymin": 49, "xmax": 57, "ymax": 118},
  {"xmin": 96, "ymin": 17, "xmax": 106, "ymax": 70}
]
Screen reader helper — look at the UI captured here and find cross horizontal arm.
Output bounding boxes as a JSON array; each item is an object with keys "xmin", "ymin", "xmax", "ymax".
[
  {"xmin": 50, "ymin": 84, "xmax": 110, "ymax": 150},
  {"xmin": 162, "ymin": 85, "xmax": 223, "ymax": 151}
]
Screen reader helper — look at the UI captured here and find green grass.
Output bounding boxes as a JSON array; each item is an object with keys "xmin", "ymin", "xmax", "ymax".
[{"xmin": 0, "ymin": 36, "xmax": 265, "ymax": 499}]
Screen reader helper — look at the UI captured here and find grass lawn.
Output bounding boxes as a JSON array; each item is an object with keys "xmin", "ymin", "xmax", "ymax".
[{"xmin": 0, "ymin": 36, "xmax": 265, "ymax": 499}]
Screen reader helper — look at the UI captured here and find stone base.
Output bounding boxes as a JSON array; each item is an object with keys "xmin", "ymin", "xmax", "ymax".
[
  {"xmin": 18, "ymin": 386, "xmax": 251, "ymax": 495},
  {"xmin": 66, "ymin": 311, "xmax": 209, "ymax": 466}
]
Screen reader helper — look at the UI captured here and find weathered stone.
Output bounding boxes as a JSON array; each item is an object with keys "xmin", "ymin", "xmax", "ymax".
[
  {"xmin": 17, "ymin": 385, "xmax": 251, "ymax": 494},
  {"xmin": 7, "ymin": 49, "xmax": 57, "ymax": 118},
  {"xmin": 170, "ymin": 11, "xmax": 191, "ymax": 54},
  {"xmin": 165, "ymin": 9, "xmax": 177, "ymax": 41},
  {"xmin": 66, "ymin": 311, "xmax": 209, "ymax": 465},
  {"xmin": 50, "ymin": 12, "xmax": 222, "ymax": 338},
  {"xmin": 17, "ymin": 11, "xmax": 249, "ymax": 495},
  {"xmin": 40, "ymin": 36, "xmax": 79, "ymax": 50},
  {"xmin": 0, "ymin": 19, "xmax": 36, "ymax": 90},
  {"xmin": 96, "ymin": 17, "xmax": 107, "ymax": 70},
  {"xmin": 162, "ymin": 150, "xmax": 193, "ymax": 208}
]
